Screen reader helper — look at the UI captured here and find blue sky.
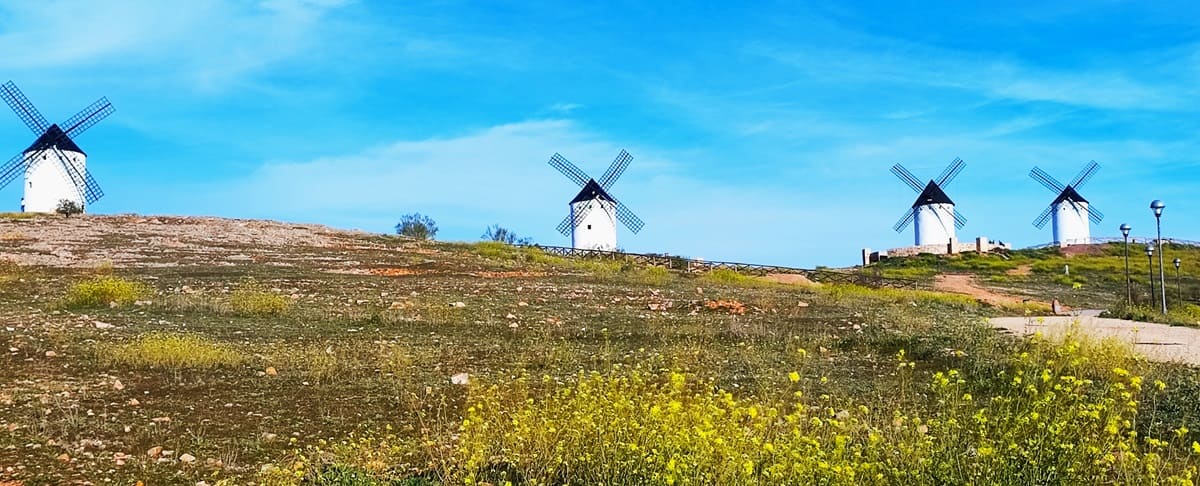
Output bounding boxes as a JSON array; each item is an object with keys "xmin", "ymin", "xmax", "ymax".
[{"xmin": 0, "ymin": 1, "xmax": 1197, "ymax": 267}]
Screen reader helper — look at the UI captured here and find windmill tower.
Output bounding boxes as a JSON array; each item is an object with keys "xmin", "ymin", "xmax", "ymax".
[
  {"xmin": 548, "ymin": 150, "xmax": 644, "ymax": 250},
  {"xmin": 890, "ymin": 158, "xmax": 968, "ymax": 246},
  {"xmin": 0, "ymin": 81, "xmax": 112, "ymax": 213},
  {"xmin": 1030, "ymin": 161, "xmax": 1104, "ymax": 246}
]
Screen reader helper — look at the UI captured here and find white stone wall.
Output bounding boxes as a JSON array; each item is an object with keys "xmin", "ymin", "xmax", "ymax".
[
  {"xmin": 570, "ymin": 198, "xmax": 618, "ymax": 251},
  {"xmin": 23, "ymin": 149, "xmax": 85, "ymax": 213}
]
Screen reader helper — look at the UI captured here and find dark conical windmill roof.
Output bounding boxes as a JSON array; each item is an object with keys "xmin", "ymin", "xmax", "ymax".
[
  {"xmin": 24, "ymin": 124, "xmax": 85, "ymax": 155},
  {"xmin": 570, "ymin": 179, "xmax": 614, "ymax": 204},
  {"xmin": 911, "ymin": 180, "xmax": 954, "ymax": 208},
  {"xmin": 1052, "ymin": 186, "xmax": 1089, "ymax": 205}
]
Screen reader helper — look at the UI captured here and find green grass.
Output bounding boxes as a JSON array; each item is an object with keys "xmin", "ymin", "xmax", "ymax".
[{"xmin": 867, "ymin": 242, "xmax": 1200, "ymax": 308}]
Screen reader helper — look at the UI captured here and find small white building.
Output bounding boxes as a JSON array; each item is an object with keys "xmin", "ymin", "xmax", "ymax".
[
  {"xmin": 1051, "ymin": 187, "xmax": 1090, "ymax": 246},
  {"xmin": 22, "ymin": 124, "xmax": 86, "ymax": 213},
  {"xmin": 569, "ymin": 180, "xmax": 618, "ymax": 251},
  {"xmin": 911, "ymin": 181, "xmax": 956, "ymax": 246}
]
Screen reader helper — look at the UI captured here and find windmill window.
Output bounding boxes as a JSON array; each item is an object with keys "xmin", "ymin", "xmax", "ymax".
[{"xmin": 587, "ymin": 225, "xmax": 592, "ymax": 230}]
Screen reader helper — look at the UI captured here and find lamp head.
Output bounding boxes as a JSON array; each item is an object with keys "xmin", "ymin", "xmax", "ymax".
[
  {"xmin": 1146, "ymin": 243, "xmax": 1155, "ymax": 257},
  {"xmin": 1151, "ymin": 199, "xmax": 1166, "ymax": 217},
  {"xmin": 1120, "ymin": 223, "xmax": 1131, "ymax": 237},
  {"xmin": 1174, "ymin": 258, "xmax": 1181, "ymax": 269}
]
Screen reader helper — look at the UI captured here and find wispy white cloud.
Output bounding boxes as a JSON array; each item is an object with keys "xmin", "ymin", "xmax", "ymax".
[
  {"xmin": 0, "ymin": 0, "xmax": 357, "ymax": 91},
  {"xmin": 746, "ymin": 38, "xmax": 1194, "ymax": 111}
]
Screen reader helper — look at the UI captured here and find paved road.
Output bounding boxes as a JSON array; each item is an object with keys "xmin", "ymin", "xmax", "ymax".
[{"xmin": 989, "ymin": 315, "xmax": 1200, "ymax": 367}]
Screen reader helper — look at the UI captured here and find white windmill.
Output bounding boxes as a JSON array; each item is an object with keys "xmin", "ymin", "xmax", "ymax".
[
  {"xmin": 1030, "ymin": 161, "xmax": 1104, "ymax": 246},
  {"xmin": 547, "ymin": 150, "xmax": 644, "ymax": 250},
  {"xmin": 890, "ymin": 158, "xmax": 968, "ymax": 246},
  {"xmin": 0, "ymin": 81, "xmax": 112, "ymax": 212}
]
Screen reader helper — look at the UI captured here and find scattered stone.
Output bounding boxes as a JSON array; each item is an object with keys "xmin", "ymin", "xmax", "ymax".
[
  {"xmin": 44, "ymin": 350, "xmax": 57, "ymax": 358},
  {"xmin": 180, "ymin": 453, "xmax": 196, "ymax": 463},
  {"xmin": 113, "ymin": 452, "xmax": 128, "ymax": 466},
  {"xmin": 128, "ymin": 398, "xmax": 139, "ymax": 406},
  {"xmin": 450, "ymin": 372, "xmax": 469, "ymax": 385},
  {"xmin": 147, "ymin": 446, "xmax": 163, "ymax": 458},
  {"xmin": 505, "ymin": 313, "xmax": 517, "ymax": 319},
  {"xmin": 261, "ymin": 432, "xmax": 278, "ymax": 442},
  {"xmin": 797, "ymin": 301, "xmax": 810, "ymax": 308},
  {"xmin": 450, "ymin": 301, "xmax": 466, "ymax": 308},
  {"xmin": 265, "ymin": 367, "xmax": 277, "ymax": 376},
  {"xmin": 508, "ymin": 322, "xmax": 519, "ymax": 329},
  {"xmin": 517, "ymin": 301, "xmax": 528, "ymax": 307},
  {"xmin": 134, "ymin": 300, "xmax": 152, "ymax": 306},
  {"xmin": 94, "ymin": 320, "xmax": 115, "ymax": 329},
  {"xmin": 113, "ymin": 379, "xmax": 125, "ymax": 391},
  {"xmin": 57, "ymin": 452, "xmax": 70, "ymax": 462},
  {"xmin": 151, "ymin": 416, "xmax": 170, "ymax": 424}
]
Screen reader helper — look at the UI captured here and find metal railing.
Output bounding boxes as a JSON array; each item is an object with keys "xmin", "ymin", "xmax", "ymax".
[{"xmin": 527, "ymin": 245, "xmax": 923, "ymax": 290}]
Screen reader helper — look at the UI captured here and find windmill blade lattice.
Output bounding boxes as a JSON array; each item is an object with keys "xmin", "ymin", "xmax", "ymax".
[
  {"xmin": 890, "ymin": 164, "xmax": 924, "ymax": 192},
  {"xmin": 548, "ymin": 153, "xmax": 590, "ymax": 188},
  {"xmin": 0, "ymin": 151, "xmax": 34, "ymax": 190},
  {"xmin": 893, "ymin": 207, "xmax": 917, "ymax": 233},
  {"xmin": 597, "ymin": 150, "xmax": 631, "ymax": 190},
  {"xmin": 61, "ymin": 98, "xmax": 114, "ymax": 139},
  {"xmin": 952, "ymin": 208, "xmax": 967, "ymax": 229},
  {"xmin": 0, "ymin": 81, "xmax": 48, "ymax": 134},
  {"xmin": 935, "ymin": 158, "xmax": 965, "ymax": 187},
  {"xmin": 1069, "ymin": 160, "xmax": 1100, "ymax": 189},
  {"xmin": 1085, "ymin": 204, "xmax": 1104, "ymax": 225},
  {"xmin": 1029, "ymin": 167, "xmax": 1065, "ymax": 194},
  {"xmin": 613, "ymin": 197, "xmax": 644, "ymax": 233},
  {"xmin": 1032, "ymin": 205, "xmax": 1054, "ymax": 229}
]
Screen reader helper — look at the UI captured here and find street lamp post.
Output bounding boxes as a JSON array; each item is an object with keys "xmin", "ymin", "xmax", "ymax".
[
  {"xmin": 1151, "ymin": 200, "xmax": 1167, "ymax": 313},
  {"xmin": 1175, "ymin": 258, "xmax": 1183, "ymax": 307},
  {"xmin": 1121, "ymin": 223, "xmax": 1132, "ymax": 307},
  {"xmin": 1146, "ymin": 243, "xmax": 1156, "ymax": 306}
]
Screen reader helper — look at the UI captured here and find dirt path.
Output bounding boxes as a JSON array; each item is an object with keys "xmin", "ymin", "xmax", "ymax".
[
  {"xmin": 990, "ymin": 315, "xmax": 1200, "ymax": 367},
  {"xmin": 934, "ymin": 274, "xmax": 1036, "ymax": 307}
]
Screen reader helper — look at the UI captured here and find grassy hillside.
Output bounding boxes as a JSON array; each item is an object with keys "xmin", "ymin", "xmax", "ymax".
[
  {"xmin": 865, "ymin": 242, "xmax": 1200, "ymax": 314},
  {"xmin": 0, "ymin": 216, "xmax": 1196, "ymax": 484}
]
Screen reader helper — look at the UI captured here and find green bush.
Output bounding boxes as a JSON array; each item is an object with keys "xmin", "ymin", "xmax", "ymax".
[{"xmin": 63, "ymin": 276, "xmax": 152, "ymax": 307}]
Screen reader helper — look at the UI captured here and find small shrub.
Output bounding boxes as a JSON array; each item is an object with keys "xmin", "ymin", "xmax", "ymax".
[
  {"xmin": 55, "ymin": 199, "xmax": 83, "ymax": 217},
  {"xmin": 63, "ymin": 276, "xmax": 152, "ymax": 307},
  {"xmin": 99, "ymin": 332, "xmax": 243, "ymax": 370},
  {"xmin": 395, "ymin": 213, "xmax": 438, "ymax": 240},
  {"xmin": 481, "ymin": 224, "xmax": 532, "ymax": 245},
  {"xmin": 230, "ymin": 282, "xmax": 291, "ymax": 316}
]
